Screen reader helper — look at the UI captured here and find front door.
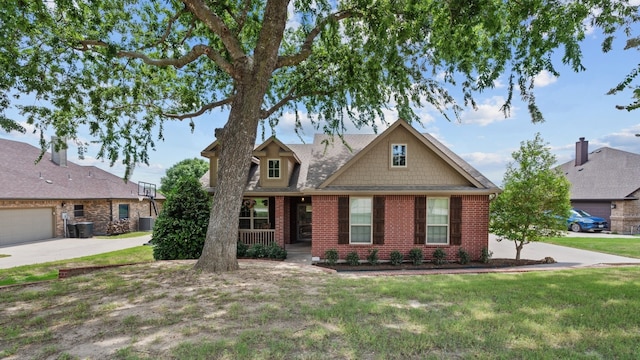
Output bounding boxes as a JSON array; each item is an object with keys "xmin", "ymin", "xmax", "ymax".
[{"xmin": 297, "ymin": 204, "xmax": 312, "ymax": 242}]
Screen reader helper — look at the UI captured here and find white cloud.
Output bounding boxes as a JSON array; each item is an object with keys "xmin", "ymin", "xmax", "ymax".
[
  {"xmin": 462, "ymin": 151, "xmax": 510, "ymax": 167},
  {"xmin": 459, "ymin": 96, "xmax": 514, "ymax": 126},
  {"xmin": 533, "ymin": 70, "xmax": 557, "ymax": 87}
]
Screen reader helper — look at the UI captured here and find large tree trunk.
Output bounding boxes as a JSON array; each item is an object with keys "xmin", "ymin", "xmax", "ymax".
[
  {"xmin": 194, "ymin": 0, "xmax": 288, "ymax": 272},
  {"xmin": 193, "ymin": 97, "xmax": 261, "ymax": 272}
]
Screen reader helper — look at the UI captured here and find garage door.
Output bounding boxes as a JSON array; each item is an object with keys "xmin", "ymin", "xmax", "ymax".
[
  {"xmin": 571, "ymin": 201, "xmax": 612, "ymax": 229},
  {"xmin": 0, "ymin": 208, "xmax": 54, "ymax": 246}
]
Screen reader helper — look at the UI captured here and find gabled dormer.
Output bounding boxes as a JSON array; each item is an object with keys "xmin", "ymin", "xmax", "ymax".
[{"xmin": 252, "ymin": 137, "xmax": 301, "ymax": 188}]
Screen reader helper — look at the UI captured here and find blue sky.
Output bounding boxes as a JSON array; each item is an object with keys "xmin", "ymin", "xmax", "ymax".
[{"xmin": 2, "ymin": 24, "xmax": 640, "ymax": 189}]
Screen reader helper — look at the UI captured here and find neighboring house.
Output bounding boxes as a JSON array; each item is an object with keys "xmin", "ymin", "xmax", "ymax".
[
  {"xmin": 557, "ymin": 137, "xmax": 640, "ymax": 234},
  {"xmin": 200, "ymin": 120, "xmax": 501, "ymax": 262},
  {"xmin": 0, "ymin": 137, "xmax": 164, "ymax": 246}
]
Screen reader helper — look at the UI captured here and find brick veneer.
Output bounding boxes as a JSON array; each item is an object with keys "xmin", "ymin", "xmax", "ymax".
[
  {"xmin": 311, "ymin": 194, "xmax": 489, "ymax": 262},
  {"xmin": 0, "ymin": 199, "xmax": 163, "ymax": 238}
]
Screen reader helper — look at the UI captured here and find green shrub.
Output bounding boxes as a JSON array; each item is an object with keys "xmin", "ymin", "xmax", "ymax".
[
  {"xmin": 325, "ymin": 249, "xmax": 339, "ymax": 265},
  {"xmin": 345, "ymin": 252, "xmax": 360, "ymax": 266},
  {"xmin": 246, "ymin": 244, "xmax": 267, "ymax": 258},
  {"xmin": 366, "ymin": 249, "xmax": 379, "ymax": 265},
  {"xmin": 151, "ymin": 177, "xmax": 211, "ymax": 260},
  {"xmin": 266, "ymin": 243, "xmax": 287, "ymax": 260},
  {"xmin": 408, "ymin": 248, "xmax": 424, "ymax": 265},
  {"xmin": 237, "ymin": 242, "xmax": 249, "ymax": 258},
  {"xmin": 458, "ymin": 248, "xmax": 471, "ymax": 265},
  {"xmin": 432, "ymin": 248, "xmax": 447, "ymax": 265},
  {"xmin": 481, "ymin": 247, "xmax": 493, "ymax": 263},
  {"xmin": 389, "ymin": 250, "xmax": 403, "ymax": 266}
]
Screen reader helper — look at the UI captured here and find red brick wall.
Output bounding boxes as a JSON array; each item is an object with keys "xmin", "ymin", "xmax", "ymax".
[{"xmin": 311, "ymin": 194, "xmax": 489, "ymax": 262}]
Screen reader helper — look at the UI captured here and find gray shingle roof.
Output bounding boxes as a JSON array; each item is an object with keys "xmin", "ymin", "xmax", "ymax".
[
  {"xmin": 201, "ymin": 120, "xmax": 500, "ymax": 194},
  {"xmin": 556, "ymin": 147, "xmax": 640, "ymax": 200},
  {"xmin": 0, "ymin": 138, "xmax": 160, "ymax": 200}
]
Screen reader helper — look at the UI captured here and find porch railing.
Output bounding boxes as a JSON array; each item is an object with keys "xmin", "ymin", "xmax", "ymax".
[{"xmin": 238, "ymin": 229, "xmax": 276, "ymax": 246}]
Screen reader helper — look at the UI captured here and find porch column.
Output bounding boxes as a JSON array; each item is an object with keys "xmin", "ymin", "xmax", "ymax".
[
  {"xmin": 283, "ymin": 198, "xmax": 291, "ymax": 244},
  {"xmin": 275, "ymin": 196, "xmax": 285, "ymax": 246}
]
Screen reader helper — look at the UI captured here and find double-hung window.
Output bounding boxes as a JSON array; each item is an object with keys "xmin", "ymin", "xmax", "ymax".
[
  {"xmin": 391, "ymin": 144, "xmax": 407, "ymax": 167},
  {"xmin": 74, "ymin": 204, "xmax": 84, "ymax": 217},
  {"xmin": 427, "ymin": 198, "xmax": 449, "ymax": 244},
  {"xmin": 350, "ymin": 197, "xmax": 372, "ymax": 244},
  {"xmin": 239, "ymin": 198, "xmax": 270, "ymax": 229},
  {"xmin": 267, "ymin": 159, "xmax": 280, "ymax": 179}
]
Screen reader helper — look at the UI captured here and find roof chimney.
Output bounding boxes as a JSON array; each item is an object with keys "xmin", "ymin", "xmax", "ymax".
[
  {"xmin": 575, "ymin": 137, "xmax": 588, "ymax": 166},
  {"xmin": 51, "ymin": 136, "xmax": 67, "ymax": 167}
]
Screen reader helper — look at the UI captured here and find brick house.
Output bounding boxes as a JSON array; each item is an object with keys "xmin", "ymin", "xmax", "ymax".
[
  {"xmin": 557, "ymin": 137, "xmax": 640, "ymax": 234},
  {"xmin": 0, "ymin": 138, "xmax": 164, "ymax": 246},
  {"xmin": 201, "ymin": 120, "xmax": 501, "ymax": 262}
]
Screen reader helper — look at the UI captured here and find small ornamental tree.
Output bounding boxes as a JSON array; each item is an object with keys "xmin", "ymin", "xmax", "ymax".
[
  {"xmin": 490, "ymin": 133, "xmax": 571, "ymax": 260},
  {"xmin": 152, "ymin": 177, "xmax": 212, "ymax": 260},
  {"xmin": 159, "ymin": 158, "xmax": 209, "ymax": 196}
]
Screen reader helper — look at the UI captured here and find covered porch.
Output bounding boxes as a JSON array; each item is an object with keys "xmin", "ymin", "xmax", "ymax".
[{"xmin": 237, "ymin": 196, "xmax": 312, "ymax": 247}]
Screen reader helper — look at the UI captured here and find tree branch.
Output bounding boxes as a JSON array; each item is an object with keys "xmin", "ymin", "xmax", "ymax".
[
  {"xmin": 276, "ymin": 9, "xmax": 355, "ymax": 69},
  {"xmin": 261, "ymin": 87, "xmax": 333, "ymax": 119},
  {"xmin": 236, "ymin": 0, "xmax": 252, "ymax": 34},
  {"xmin": 164, "ymin": 96, "xmax": 235, "ymax": 120},
  {"xmin": 182, "ymin": 0, "xmax": 246, "ymax": 62},
  {"xmin": 142, "ymin": 5, "xmax": 187, "ymax": 50},
  {"xmin": 75, "ymin": 41, "xmax": 235, "ymax": 75}
]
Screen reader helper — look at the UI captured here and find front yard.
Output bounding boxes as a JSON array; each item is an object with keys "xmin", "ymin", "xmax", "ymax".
[{"xmin": 1, "ymin": 258, "xmax": 640, "ymax": 359}]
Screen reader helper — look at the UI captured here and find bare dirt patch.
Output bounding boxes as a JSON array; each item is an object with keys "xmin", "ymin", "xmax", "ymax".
[{"xmin": 1, "ymin": 260, "xmax": 331, "ymax": 359}]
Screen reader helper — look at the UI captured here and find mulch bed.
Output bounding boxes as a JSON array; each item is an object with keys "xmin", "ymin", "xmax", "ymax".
[{"xmin": 314, "ymin": 258, "xmax": 551, "ymax": 272}]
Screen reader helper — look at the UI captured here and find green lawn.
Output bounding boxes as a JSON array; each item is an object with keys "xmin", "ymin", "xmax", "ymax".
[
  {"xmin": 0, "ymin": 246, "xmax": 153, "ymax": 286},
  {"xmin": 1, "ymin": 260, "xmax": 640, "ymax": 359},
  {"xmin": 544, "ymin": 236, "xmax": 640, "ymax": 258}
]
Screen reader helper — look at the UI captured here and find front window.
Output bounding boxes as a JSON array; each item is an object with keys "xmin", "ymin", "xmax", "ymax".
[
  {"xmin": 119, "ymin": 204, "xmax": 129, "ymax": 219},
  {"xmin": 391, "ymin": 144, "xmax": 407, "ymax": 167},
  {"xmin": 350, "ymin": 197, "xmax": 372, "ymax": 244},
  {"xmin": 268, "ymin": 159, "xmax": 280, "ymax": 179},
  {"xmin": 239, "ymin": 198, "xmax": 270, "ymax": 229},
  {"xmin": 427, "ymin": 198, "xmax": 449, "ymax": 244}
]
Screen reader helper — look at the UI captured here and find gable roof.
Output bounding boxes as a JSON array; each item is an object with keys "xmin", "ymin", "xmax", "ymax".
[
  {"xmin": 316, "ymin": 120, "xmax": 489, "ymax": 189},
  {"xmin": 0, "ymin": 138, "xmax": 159, "ymax": 200},
  {"xmin": 201, "ymin": 119, "xmax": 500, "ymax": 195},
  {"xmin": 557, "ymin": 147, "xmax": 640, "ymax": 200},
  {"xmin": 252, "ymin": 136, "xmax": 301, "ymax": 164}
]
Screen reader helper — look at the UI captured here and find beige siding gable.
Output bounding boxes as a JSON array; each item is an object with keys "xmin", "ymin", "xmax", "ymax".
[
  {"xmin": 258, "ymin": 142, "xmax": 290, "ymax": 187},
  {"xmin": 326, "ymin": 125, "xmax": 473, "ymax": 187}
]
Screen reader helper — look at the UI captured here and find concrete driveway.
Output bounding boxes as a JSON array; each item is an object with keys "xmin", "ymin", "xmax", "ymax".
[
  {"xmin": 0, "ymin": 234, "xmax": 152, "ymax": 269},
  {"xmin": 489, "ymin": 232, "xmax": 640, "ymax": 269}
]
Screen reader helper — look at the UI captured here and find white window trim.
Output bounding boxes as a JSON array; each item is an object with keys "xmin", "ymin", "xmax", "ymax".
[
  {"xmin": 426, "ymin": 197, "xmax": 450, "ymax": 245},
  {"xmin": 391, "ymin": 144, "xmax": 407, "ymax": 168},
  {"xmin": 349, "ymin": 196, "xmax": 373, "ymax": 244},
  {"xmin": 267, "ymin": 159, "xmax": 281, "ymax": 179}
]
